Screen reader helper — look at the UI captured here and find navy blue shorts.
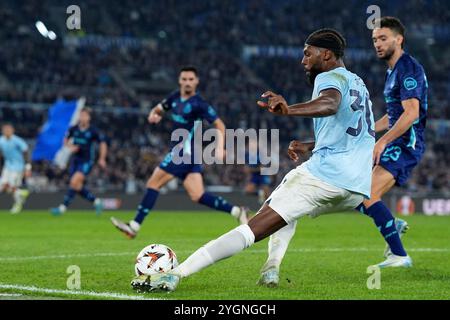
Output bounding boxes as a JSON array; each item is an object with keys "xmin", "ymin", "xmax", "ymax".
[
  {"xmin": 250, "ymin": 173, "xmax": 271, "ymax": 186},
  {"xmin": 159, "ymin": 152, "xmax": 202, "ymax": 180},
  {"xmin": 379, "ymin": 143, "xmax": 424, "ymax": 187},
  {"xmin": 69, "ymin": 159, "xmax": 93, "ymax": 177}
]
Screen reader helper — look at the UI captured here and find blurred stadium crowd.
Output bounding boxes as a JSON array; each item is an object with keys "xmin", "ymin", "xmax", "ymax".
[{"xmin": 0, "ymin": 0, "xmax": 449, "ymax": 193}]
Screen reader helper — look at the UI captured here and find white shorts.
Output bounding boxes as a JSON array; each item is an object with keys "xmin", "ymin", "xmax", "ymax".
[
  {"xmin": 0, "ymin": 168, "xmax": 24, "ymax": 189},
  {"xmin": 267, "ymin": 163, "xmax": 364, "ymax": 224}
]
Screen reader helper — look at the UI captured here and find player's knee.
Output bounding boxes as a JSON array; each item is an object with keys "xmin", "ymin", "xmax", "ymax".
[
  {"xmin": 188, "ymin": 192, "xmax": 202, "ymax": 202},
  {"xmin": 146, "ymin": 179, "xmax": 161, "ymax": 190},
  {"xmin": 70, "ymin": 177, "xmax": 83, "ymax": 190}
]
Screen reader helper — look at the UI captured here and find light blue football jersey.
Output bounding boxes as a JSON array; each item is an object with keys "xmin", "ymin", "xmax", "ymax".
[
  {"xmin": 0, "ymin": 135, "xmax": 28, "ymax": 172},
  {"xmin": 305, "ymin": 67, "xmax": 375, "ymax": 198}
]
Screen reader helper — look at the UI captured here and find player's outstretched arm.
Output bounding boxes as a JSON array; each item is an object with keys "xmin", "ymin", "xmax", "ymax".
[
  {"xmin": 98, "ymin": 141, "xmax": 108, "ymax": 169},
  {"xmin": 23, "ymin": 150, "xmax": 32, "ymax": 177},
  {"xmin": 257, "ymin": 89, "xmax": 341, "ymax": 117},
  {"xmin": 147, "ymin": 104, "xmax": 165, "ymax": 124},
  {"xmin": 212, "ymin": 118, "xmax": 226, "ymax": 160},
  {"xmin": 375, "ymin": 114, "xmax": 389, "ymax": 133}
]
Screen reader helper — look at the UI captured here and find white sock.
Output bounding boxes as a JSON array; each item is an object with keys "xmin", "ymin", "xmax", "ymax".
[
  {"xmin": 173, "ymin": 224, "xmax": 255, "ymax": 278},
  {"xmin": 58, "ymin": 204, "xmax": 67, "ymax": 213},
  {"xmin": 261, "ymin": 221, "xmax": 297, "ymax": 272},
  {"xmin": 230, "ymin": 206, "xmax": 241, "ymax": 218},
  {"xmin": 129, "ymin": 220, "xmax": 141, "ymax": 232}
]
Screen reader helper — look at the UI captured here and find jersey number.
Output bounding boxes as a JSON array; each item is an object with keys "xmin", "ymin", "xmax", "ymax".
[{"xmin": 346, "ymin": 90, "xmax": 375, "ymax": 138}]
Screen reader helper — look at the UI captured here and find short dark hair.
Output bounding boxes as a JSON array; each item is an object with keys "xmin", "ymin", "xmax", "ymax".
[
  {"xmin": 305, "ymin": 28, "xmax": 347, "ymax": 59},
  {"xmin": 81, "ymin": 107, "xmax": 92, "ymax": 115},
  {"xmin": 179, "ymin": 66, "xmax": 198, "ymax": 76},
  {"xmin": 376, "ymin": 16, "xmax": 406, "ymax": 47}
]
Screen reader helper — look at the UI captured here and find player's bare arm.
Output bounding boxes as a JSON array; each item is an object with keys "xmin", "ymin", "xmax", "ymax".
[
  {"xmin": 373, "ymin": 98, "xmax": 420, "ymax": 165},
  {"xmin": 64, "ymin": 137, "xmax": 79, "ymax": 153},
  {"xmin": 257, "ymin": 89, "xmax": 341, "ymax": 117},
  {"xmin": 23, "ymin": 150, "xmax": 32, "ymax": 177},
  {"xmin": 287, "ymin": 140, "xmax": 315, "ymax": 162},
  {"xmin": 375, "ymin": 114, "xmax": 389, "ymax": 133},
  {"xmin": 148, "ymin": 104, "xmax": 164, "ymax": 124},
  {"xmin": 98, "ymin": 141, "xmax": 108, "ymax": 169},
  {"xmin": 212, "ymin": 118, "xmax": 226, "ymax": 160}
]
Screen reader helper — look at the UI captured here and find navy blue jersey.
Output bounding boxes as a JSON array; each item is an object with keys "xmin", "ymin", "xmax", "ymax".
[
  {"xmin": 384, "ymin": 52, "xmax": 428, "ymax": 151},
  {"xmin": 66, "ymin": 125, "xmax": 105, "ymax": 162},
  {"xmin": 161, "ymin": 90, "xmax": 219, "ymax": 152}
]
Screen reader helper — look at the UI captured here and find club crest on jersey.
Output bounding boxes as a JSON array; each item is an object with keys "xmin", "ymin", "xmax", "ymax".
[{"xmin": 403, "ymin": 77, "xmax": 417, "ymax": 90}]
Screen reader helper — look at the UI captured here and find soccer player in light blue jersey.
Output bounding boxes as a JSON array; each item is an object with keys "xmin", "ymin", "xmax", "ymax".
[
  {"xmin": 0, "ymin": 123, "xmax": 31, "ymax": 214},
  {"xmin": 130, "ymin": 29, "xmax": 376, "ymax": 292}
]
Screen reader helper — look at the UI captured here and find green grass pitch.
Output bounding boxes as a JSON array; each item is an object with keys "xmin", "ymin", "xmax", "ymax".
[{"xmin": 0, "ymin": 210, "xmax": 449, "ymax": 300}]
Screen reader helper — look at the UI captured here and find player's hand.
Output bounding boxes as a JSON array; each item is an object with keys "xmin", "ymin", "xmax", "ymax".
[
  {"xmin": 287, "ymin": 140, "xmax": 310, "ymax": 162},
  {"xmin": 98, "ymin": 158, "xmax": 107, "ymax": 169},
  {"xmin": 257, "ymin": 91, "xmax": 289, "ymax": 115},
  {"xmin": 68, "ymin": 145, "xmax": 80, "ymax": 153},
  {"xmin": 373, "ymin": 139, "xmax": 387, "ymax": 165},
  {"xmin": 148, "ymin": 110, "xmax": 162, "ymax": 124}
]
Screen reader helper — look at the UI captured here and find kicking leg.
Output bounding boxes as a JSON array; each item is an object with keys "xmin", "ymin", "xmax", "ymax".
[
  {"xmin": 131, "ymin": 203, "xmax": 287, "ymax": 292},
  {"xmin": 184, "ymin": 173, "xmax": 249, "ymax": 224}
]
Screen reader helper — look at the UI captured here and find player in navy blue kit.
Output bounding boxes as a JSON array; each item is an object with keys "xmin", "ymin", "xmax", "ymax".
[
  {"xmin": 111, "ymin": 66, "xmax": 249, "ymax": 238},
  {"xmin": 244, "ymin": 139, "xmax": 271, "ymax": 205},
  {"xmin": 51, "ymin": 107, "xmax": 108, "ymax": 216},
  {"xmin": 359, "ymin": 17, "xmax": 428, "ymax": 268}
]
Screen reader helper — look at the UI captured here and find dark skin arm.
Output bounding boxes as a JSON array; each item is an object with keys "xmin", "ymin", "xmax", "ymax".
[
  {"xmin": 257, "ymin": 89, "xmax": 341, "ymax": 117},
  {"xmin": 287, "ymin": 140, "xmax": 315, "ymax": 162},
  {"xmin": 23, "ymin": 150, "xmax": 32, "ymax": 177}
]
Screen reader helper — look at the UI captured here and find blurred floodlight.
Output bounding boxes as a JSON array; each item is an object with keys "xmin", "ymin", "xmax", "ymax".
[
  {"xmin": 48, "ymin": 31, "xmax": 57, "ymax": 40},
  {"xmin": 35, "ymin": 21, "xmax": 48, "ymax": 37}
]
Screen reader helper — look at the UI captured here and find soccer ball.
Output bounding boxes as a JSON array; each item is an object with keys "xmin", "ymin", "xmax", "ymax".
[{"xmin": 134, "ymin": 244, "xmax": 178, "ymax": 276}]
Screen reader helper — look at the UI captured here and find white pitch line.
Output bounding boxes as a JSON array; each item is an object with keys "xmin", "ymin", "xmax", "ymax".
[
  {"xmin": 0, "ymin": 252, "xmax": 136, "ymax": 262},
  {"xmin": 0, "ymin": 247, "xmax": 448, "ymax": 262},
  {"xmin": 0, "ymin": 293, "xmax": 22, "ymax": 297},
  {"xmin": 0, "ymin": 284, "xmax": 160, "ymax": 300}
]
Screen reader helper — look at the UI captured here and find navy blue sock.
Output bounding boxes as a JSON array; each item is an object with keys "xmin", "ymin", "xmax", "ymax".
[
  {"xmin": 79, "ymin": 187, "xmax": 96, "ymax": 203},
  {"xmin": 198, "ymin": 192, "xmax": 233, "ymax": 213},
  {"xmin": 134, "ymin": 188, "xmax": 159, "ymax": 224},
  {"xmin": 355, "ymin": 203, "xmax": 368, "ymax": 215},
  {"xmin": 365, "ymin": 201, "xmax": 407, "ymax": 256},
  {"xmin": 63, "ymin": 188, "xmax": 77, "ymax": 207}
]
